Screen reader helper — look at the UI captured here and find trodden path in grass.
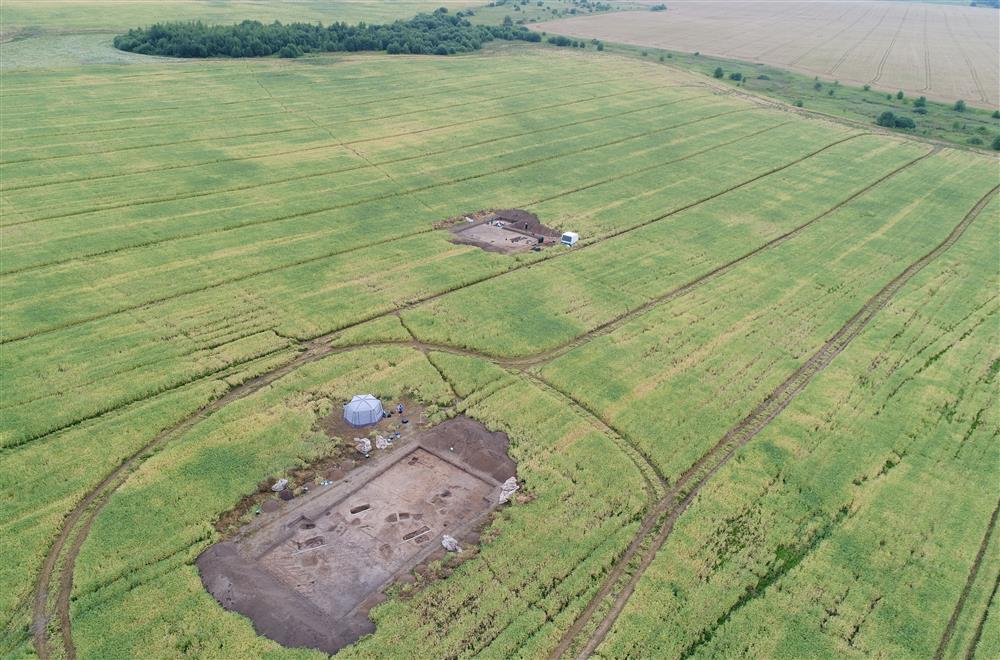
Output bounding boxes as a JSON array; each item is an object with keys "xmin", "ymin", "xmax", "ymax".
[
  {"xmin": 550, "ymin": 183, "xmax": 1000, "ymax": 660},
  {"xmin": 28, "ymin": 135, "xmax": 938, "ymax": 658}
]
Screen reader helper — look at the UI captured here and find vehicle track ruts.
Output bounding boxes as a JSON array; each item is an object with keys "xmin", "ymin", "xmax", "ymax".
[
  {"xmin": 0, "ymin": 83, "xmax": 670, "ymax": 166},
  {"xmin": 965, "ymin": 572, "xmax": 1000, "ymax": 660},
  {"xmin": 940, "ymin": 10, "xmax": 988, "ymax": 104},
  {"xmin": 787, "ymin": 3, "xmax": 875, "ymax": 67},
  {"xmin": 10, "ymin": 129, "xmax": 867, "ymax": 454},
  {"xmin": 0, "ymin": 93, "xmax": 704, "ymax": 195},
  {"xmin": 551, "ymin": 183, "xmax": 1000, "ymax": 659},
  {"xmin": 29, "ymin": 134, "xmax": 924, "ymax": 657},
  {"xmin": 935, "ymin": 496, "xmax": 1000, "ymax": 659},
  {"xmin": 510, "ymin": 145, "xmax": 937, "ymax": 369},
  {"xmin": 11, "ymin": 95, "xmax": 728, "ymax": 227},
  {"xmin": 828, "ymin": 3, "xmax": 892, "ymax": 76},
  {"xmin": 33, "ymin": 147, "xmax": 984, "ymax": 658},
  {"xmin": 870, "ymin": 5, "xmax": 910, "ymax": 85},
  {"xmin": 921, "ymin": 5, "xmax": 932, "ymax": 92},
  {"xmin": 3, "ymin": 128, "xmax": 856, "ymax": 347},
  {"xmin": 2, "ymin": 69, "xmax": 590, "ymax": 140},
  {"xmin": 754, "ymin": 3, "xmax": 852, "ymax": 61}
]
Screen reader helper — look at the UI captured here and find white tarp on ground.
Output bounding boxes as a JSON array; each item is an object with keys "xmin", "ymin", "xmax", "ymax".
[
  {"xmin": 441, "ymin": 535, "xmax": 462, "ymax": 552},
  {"xmin": 498, "ymin": 477, "xmax": 519, "ymax": 504},
  {"xmin": 344, "ymin": 394, "xmax": 384, "ymax": 427},
  {"xmin": 355, "ymin": 437, "xmax": 372, "ymax": 454}
]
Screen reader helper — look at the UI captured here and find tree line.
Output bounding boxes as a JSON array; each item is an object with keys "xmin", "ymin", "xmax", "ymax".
[{"xmin": 113, "ymin": 9, "xmax": 542, "ymax": 58}]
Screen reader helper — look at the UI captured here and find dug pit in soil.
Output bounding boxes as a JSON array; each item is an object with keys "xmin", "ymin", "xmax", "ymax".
[
  {"xmin": 450, "ymin": 208, "xmax": 561, "ymax": 254},
  {"xmin": 197, "ymin": 416, "xmax": 517, "ymax": 654}
]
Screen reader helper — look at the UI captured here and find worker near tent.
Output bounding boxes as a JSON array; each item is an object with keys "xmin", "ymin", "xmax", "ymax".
[{"xmin": 397, "ymin": 403, "xmax": 404, "ymax": 414}]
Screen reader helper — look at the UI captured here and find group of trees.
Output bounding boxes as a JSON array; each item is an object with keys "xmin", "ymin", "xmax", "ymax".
[
  {"xmin": 876, "ymin": 111, "xmax": 916, "ymax": 129},
  {"xmin": 113, "ymin": 9, "xmax": 541, "ymax": 58}
]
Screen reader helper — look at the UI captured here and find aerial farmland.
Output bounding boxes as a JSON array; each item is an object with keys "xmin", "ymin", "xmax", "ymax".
[{"xmin": 1, "ymin": 1, "xmax": 998, "ymax": 659}]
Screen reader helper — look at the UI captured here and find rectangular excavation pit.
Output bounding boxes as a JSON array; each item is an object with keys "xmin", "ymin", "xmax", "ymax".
[{"xmin": 199, "ymin": 417, "xmax": 515, "ymax": 655}]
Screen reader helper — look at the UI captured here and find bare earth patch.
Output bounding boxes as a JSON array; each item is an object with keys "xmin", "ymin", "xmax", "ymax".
[
  {"xmin": 450, "ymin": 208, "xmax": 562, "ymax": 254},
  {"xmin": 197, "ymin": 416, "xmax": 516, "ymax": 654}
]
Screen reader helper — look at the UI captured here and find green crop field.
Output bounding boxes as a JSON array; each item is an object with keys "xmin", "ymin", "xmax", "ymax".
[{"xmin": 1, "ymin": 2, "xmax": 998, "ymax": 659}]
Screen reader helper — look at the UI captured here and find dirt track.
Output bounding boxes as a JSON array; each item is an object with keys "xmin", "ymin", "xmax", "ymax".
[
  {"xmin": 550, "ymin": 182, "xmax": 1000, "ymax": 659},
  {"xmin": 30, "ymin": 142, "xmax": 995, "ymax": 659},
  {"xmin": 536, "ymin": 1, "xmax": 999, "ymax": 106}
]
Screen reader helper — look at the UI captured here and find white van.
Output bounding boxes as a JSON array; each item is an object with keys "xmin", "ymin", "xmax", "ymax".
[{"xmin": 560, "ymin": 231, "xmax": 579, "ymax": 247}]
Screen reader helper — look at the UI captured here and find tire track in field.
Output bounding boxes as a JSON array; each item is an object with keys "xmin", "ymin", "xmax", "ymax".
[
  {"xmin": 0, "ymin": 83, "xmax": 669, "ymax": 166},
  {"xmin": 921, "ymin": 5, "xmax": 933, "ymax": 92},
  {"xmin": 551, "ymin": 183, "xmax": 999, "ymax": 660},
  {"xmin": 755, "ymin": 3, "xmax": 853, "ymax": 62},
  {"xmin": 4, "ymin": 91, "xmax": 718, "ymax": 229},
  {"xmin": 935, "ymin": 496, "xmax": 1000, "ymax": 659},
  {"xmin": 870, "ymin": 5, "xmax": 910, "ymax": 85},
  {"xmin": 510, "ymin": 145, "xmax": 937, "ymax": 369},
  {"xmin": 829, "ymin": 3, "xmax": 893, "ymax": 76},
  {"xmin": 787, "ymin": 3, "xmax": 875, "ymax": 67},
  {"xmin": 1, "ymin": 99, "xmax": 734, "ymax": 279},
  {"xmin": 2, "ymin": 127, "xmax": 851, "ymax": 346},
  {"xmin": 27, "ymin": 135, "xmax": 936, "ymax": 658},
  {"xmin": 4, "ymin": 119, "xmax": 816, "ymax": 447},
  {"xmin": 965, "ymin": 572, "xmax": 1000, "ymax": 659},
  {"xmin": 0, "ymin": 92, "xmax": 704, "ymax": 195},
  {"xmin": 941, "ymin": 10, "xmax": 988, "ymax": 104},
  {"xmin": 2, "ymin": 70, "xmax": 599, "ymax": 146}
]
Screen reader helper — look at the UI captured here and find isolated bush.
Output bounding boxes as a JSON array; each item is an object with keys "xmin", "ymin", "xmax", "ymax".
[
  {"xmin": 641, "ymin": 50, "xmax": 648, "ymax": 56},
  {"xmin": 896, "ymin": 90, "xmax": 904, "ymax": 100},
  {"xmin": 863, "ymin": 84, "xmax": 870, "ymax": 91},
  {"xmin": 814, "ymin": 81, "xmax": 822, "ymax": 90},
  {"xmin": 729, "ymin": 72, "xmax": 742, "ymax": 81},
  {"xmin": 954, "ymin": 99, "xmax": 967, "ymax": 112},
  {"xmin": 713, "ymin": 66, "xmax": 724, "ymax": 78},
  {"xmin": 650, "ymin": 3, "xmax": 667, "ymax": 10},
  {"xmin": 992, "ymin": 135, "xmax": 1000, "ymax": 150},
  {"xmin": 828, "ymin": 89, "xmax": 835, "ymax": 96},
  {"xmin": 914, "ymin": 95, "xmax": 927, "ymax": 107},
  {"xmin": 794, "ymin": 100, "xmax": 803, "ymax": 107},
  {"xmin": 894, "ymin": 116, "xmax": 915, "ymax": 129},
  {"xmin": 876, "ymin": 111, "xmax": 897, "ymax": 127},
  {"xmin": 992, "ymin": 110, "xmax": 1000, "ymax": 118},
  {"xmin": 596, "ymin": 42, "xmax": 604, "ymax": 51}
]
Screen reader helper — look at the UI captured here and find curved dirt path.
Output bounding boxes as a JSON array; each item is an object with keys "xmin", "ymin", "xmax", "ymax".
[
  {"xmin": 29, "ymin": 136, "xmax": 956, "ymax": 659},
  {"xmin": 551, "ymin": 183, "xmax": 1000, "ymax": 659}
]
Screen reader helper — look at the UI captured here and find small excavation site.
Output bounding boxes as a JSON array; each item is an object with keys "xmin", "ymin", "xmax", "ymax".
[
  {"xmin": 198, "ymin": 417, "xmax": 516, "ymax": 654},
  {"xmin": 450, "ymin": 208, "xmax": 561, "ymax": 253}
]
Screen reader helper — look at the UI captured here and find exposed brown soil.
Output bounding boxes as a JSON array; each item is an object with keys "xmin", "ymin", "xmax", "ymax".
[
  {"xmin": 450, "ymin": 208, "xmax": 562, "ymax": 254},
  {"xmin": 197, "ymin": 416, "xmax": 516, "ymax": 655}
]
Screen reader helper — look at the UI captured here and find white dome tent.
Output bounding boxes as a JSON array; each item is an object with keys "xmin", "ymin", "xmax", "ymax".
[{"xmin": 343, "ymin": 394, "xmax": 384, "ymax": 427}]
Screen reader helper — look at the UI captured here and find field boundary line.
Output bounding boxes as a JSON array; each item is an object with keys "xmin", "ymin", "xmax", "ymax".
[
  {"xmin": 551, "ymin": 182, "xmax": 1000, "ymax": 659},
  {"xmin": 2, "ymin": 114, "xmax": 822, "ymax": 346},
  {"xmin": 935, "ymin": 497, "xmax": 1000, "ymax": 659}
]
